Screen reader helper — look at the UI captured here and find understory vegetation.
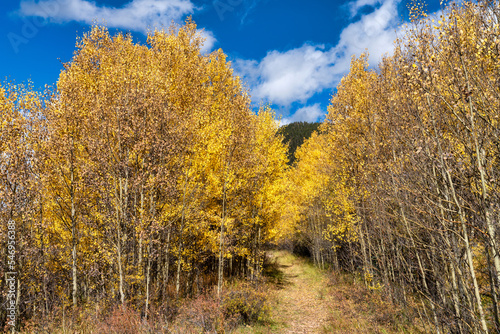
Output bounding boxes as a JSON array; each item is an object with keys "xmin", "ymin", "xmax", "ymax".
[
  {"xmin": 0, "ymin": 20, "xmax": 287, "ymax": 332},
  {"xmin": 285, "ymin": 1, "xmax": 500, "ymax": 333},
  {"xmin": 2, "ymin": 1, "xmax": 500, "ymax": 333}
]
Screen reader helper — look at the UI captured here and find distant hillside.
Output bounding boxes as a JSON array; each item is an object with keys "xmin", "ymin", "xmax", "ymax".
[{"xmin": 278, "ymin": 121, "xmax": 320, "ymax": 165}]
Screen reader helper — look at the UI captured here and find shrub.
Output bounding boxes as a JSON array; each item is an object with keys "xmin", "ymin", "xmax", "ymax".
[
  {"xmin": 172, "ymin": 290, "xmax": 240, "ymax": 333},
  {"xmin": 222, "ymin": 282, "xmax": 269, "ymax": 324},
  {"xmin": 171, "ymin": 282, "xmax": 270, "ymax": 333},
  {"xmin": 100, "ymin": 305, "xmax": 144, "ymax": 334}
]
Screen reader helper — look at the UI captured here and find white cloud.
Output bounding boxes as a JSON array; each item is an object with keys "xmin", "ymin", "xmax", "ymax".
[
  {"xmin": 19, "ymin": 0, "xmax": 195, "ymax": 32},
  {"xmin": 235, "ymin": 0, "xmax": 402, "ymax": 112},
  {"xmin": 198, "ymin": 29, "xmax": 216, "ymax": 53},
  {"xmin": 235, "ymin": 45, "xmax": 337, "ymax": 106},
  {"xmin": 281, "ymin": 103, "xmax": 324, "ymax": 124},
  {"xmin": 17, "ymin": 0, "xmax": 217, "ymax": 51},
  {"xmin": 347, "ymin": 0, "xmax": 382, "ymax": 17},
  {"xmin": 337, "ymin": 0, "xmax": 400, "ymax": 67}
]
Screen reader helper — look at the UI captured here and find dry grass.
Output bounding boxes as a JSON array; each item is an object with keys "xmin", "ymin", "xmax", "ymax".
[
  {"xmin": 238, "ymin": 250, "xmax": 422, "ymax": 334},
  {"xmin": 16, "ymin": 251, "xmax": 422, "ymax": 333},
  {"xmin": 324, "ymin": 271, "xmax": 423, "ymax": 334},
  {"xmin": 236, "ymin": 250, "xmax": 331, "ymax": 334}
]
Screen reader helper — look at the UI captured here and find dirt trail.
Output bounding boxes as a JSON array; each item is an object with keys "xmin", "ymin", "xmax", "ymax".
[
  {"xmin": 237, "ymin": 250, "xmax": 419, "ymax": 334},
  {"xmin": 236, "ymin": 250, "xmax": 332, "ymax": 333},
  {"xmin": 267, "ymin": 250, "xmax": 331, "ymax": 333}
]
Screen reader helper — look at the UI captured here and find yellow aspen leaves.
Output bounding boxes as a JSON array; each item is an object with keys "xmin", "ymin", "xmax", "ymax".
[{"xmin": 0, "ymin": 19, "xmax": 290, "ymax": 320}]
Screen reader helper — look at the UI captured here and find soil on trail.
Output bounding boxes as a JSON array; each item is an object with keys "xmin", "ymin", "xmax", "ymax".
[
  {"xmin": 268, "ymin": 250, "xmax": 332, "ymax": 333},
  {"xmin": 237, "ymin": 250, "xmax": 332, "ymax": 334},
  {"xmin": 236, "ymin": 250, "xmax": 420, "ymax": 334}
]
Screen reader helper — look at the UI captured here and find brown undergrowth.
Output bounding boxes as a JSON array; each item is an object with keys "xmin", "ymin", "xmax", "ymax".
[
  {"xmin": 18, "ymin": 277, "xmax": 271, "ymax": 333},
  {"xmin": 325, "ymin": 271, "xmax": 423, "ymax": 333},
  {"xmin": 237, "ymin": 250, "xmax": 422, "ymax": 334},
  {"xmin": 16, "ymin": 251, "xmax": 422, "ymax": 333}
]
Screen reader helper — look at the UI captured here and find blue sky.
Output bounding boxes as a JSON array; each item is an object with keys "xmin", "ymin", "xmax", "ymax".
[{"xmin": 0, "ymin": 0, "xmax": 442, "ymax": 123}]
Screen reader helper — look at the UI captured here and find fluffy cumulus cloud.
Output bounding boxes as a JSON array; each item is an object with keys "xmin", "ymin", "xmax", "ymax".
[
  {"xmin": 235, "ymin": 0, "xmax": 402, "ymax": 122},
  {"xmin": 235, "ymin": 45, "xmax": 337, "ymax": 106},
  {"xmin": 19, "ymin": 0, "xmax": 196, "ymax": 31},
  {"xmin": 337, "ymin": 0, "xmax": 400, "ymax": 67},
  {"xmin": 18, "ymin": 0, "xmax": 216, "ymax": 51},
  {"xmin": 281, "ymin": 103, "xmax": 324, "ymax": 125},
  {"xmin": 347, "ymin": 0, "xmax": 382, "ymax": 17},
  {"xmin": 198, "ymin": 29, "xmax": 216, "ymax": 53}
]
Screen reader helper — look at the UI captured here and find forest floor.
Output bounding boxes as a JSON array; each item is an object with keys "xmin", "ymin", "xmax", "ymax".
[{"xmin": 235, "ymin": 250, "xmax": 420, "ymax": 334}]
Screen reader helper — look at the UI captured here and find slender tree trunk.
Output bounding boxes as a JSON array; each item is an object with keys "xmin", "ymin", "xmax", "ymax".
[
  {"xmin": 71, "ymin": 202, "xmax": 77, "ymax": 308},
  {"xmin": 69, "ymin": 144, "xmax": 78, "ymax": 309},
  {"xmin": 357, "ymin": 219, "xmax": 369, "ymax": 286},
  {"xmin": 446, "ymin": 167, "xmax": 488, "ymax": 333},
  {"xmin": 462, "ymin": 60, "xmax": 500, "ymax": 298},
  {"xmin": 72, "ymin": 236, "xmax": 77, "ymax": 307},
  {"xmin": 116, "ymin": 178, "xmax": 125, "ymax": 305},
  {"xmin": 117, "ymin": 230, "xmax": 125, "ymax": 305},
  {"xmin": 428, "ymin": 93, "xmax": 488, "ymax": 333},
  {"xmin": 218, "ymin": 176, "xmax": 228, "ymax": 298},
  {"xmin": 401, "ymin": 205, "xmax": 441, "ymax": 333},
  {"xmin": 256, "ymin": 226, "xmax": 262, "ymax": 278},
  {"xmin": 486, "ymin": 248, "xmax": 500, "ymax": 331},
  {"xmin": 164, "ymin": 226, "xmax": 171, "ymax": 297},
  {"xmin": 176, "ymin": 171, "xmax": 189, "ymax": 297},
  {"xmin": 450, "ymin": 260, "xmax": 464, "ymax": 334},
  {"xmin": 145, "ymin": 243, "xmax": 151, "ymax": 319},
  {"xmin": 138, "ymin": 191, "xmax": 143, "ymax": 270}
]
